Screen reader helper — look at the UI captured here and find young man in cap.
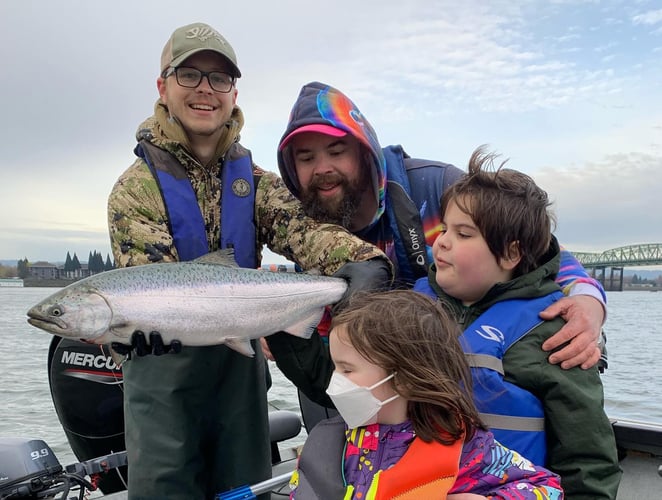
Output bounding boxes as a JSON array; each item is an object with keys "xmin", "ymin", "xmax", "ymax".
[
  {"xmin": 107, "ymin": 29, "xmax": 391, "ymax": 499},
  {"xmin": 266, "ymin": 81, "xmax": 608, "ymax": 419}
]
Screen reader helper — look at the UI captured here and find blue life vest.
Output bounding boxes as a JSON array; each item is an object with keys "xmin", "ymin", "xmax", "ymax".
[
  {"xmin": 461, "ymin": 293, "xmax": 562, "ymax": 465},
  {"xmin": 413, "ymin": 278, "xmax": 562, "ymax": 464},
  {"xmin": 381, "ymin": 145, "xmax": 462, "ymax": 285},
  {"xmin": 135, "ymin": 141, "xmax": 257, "ymax": 267}
]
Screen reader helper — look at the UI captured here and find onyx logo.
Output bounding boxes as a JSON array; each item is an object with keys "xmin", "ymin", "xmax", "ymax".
[
  {"xmin": 408, "ymin": 227, "xmax": 426, "ymax": 265},
  {"xmin": 408, "ymin": 227, "xmax": 421, "ymax": 250}
]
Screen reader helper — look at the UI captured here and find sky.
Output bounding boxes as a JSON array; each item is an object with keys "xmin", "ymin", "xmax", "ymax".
[{"xmin": 1, "ymin": 0, "xmax": 661, "ymax": 266}]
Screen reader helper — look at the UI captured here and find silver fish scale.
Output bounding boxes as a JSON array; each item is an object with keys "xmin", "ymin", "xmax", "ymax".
[
  {"xmin": 87, "ymin": 263, "xmax": 344, "ymax": 295},
  {"xmin": 27, "ymin": 261, "xmax": 348, "ymax": 354}
]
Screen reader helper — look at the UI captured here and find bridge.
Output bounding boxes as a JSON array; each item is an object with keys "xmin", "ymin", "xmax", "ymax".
[{"xmin": 570, "ymin": 243, "xmax": 662, "ymax": 291}]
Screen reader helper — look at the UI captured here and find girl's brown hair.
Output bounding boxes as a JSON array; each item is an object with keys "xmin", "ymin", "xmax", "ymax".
[{"xmin": 330, "ymin": 290, "xmax": 485, "ymax": 444}]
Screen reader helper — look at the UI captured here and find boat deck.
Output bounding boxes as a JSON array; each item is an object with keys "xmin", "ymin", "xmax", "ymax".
[
  {"xmin": 92, "ymin": 419, "xmax": 662, "ymax": 499},
  {"xmin": 613, "ymin": 417, "xmax": 662, "ymax": 499},
  {"xmin": 617, "ymin": 451, "xmax": 661, "ymax": 499}
]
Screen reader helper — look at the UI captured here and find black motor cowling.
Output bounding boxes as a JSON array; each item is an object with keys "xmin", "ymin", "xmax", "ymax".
[
  {"xmin": 0, "ymin": 437, "xmax": 62, "ymax": 499},
  {"xmin": 47, "ymin": 336, "xmax": 127, "ymax": 494}
]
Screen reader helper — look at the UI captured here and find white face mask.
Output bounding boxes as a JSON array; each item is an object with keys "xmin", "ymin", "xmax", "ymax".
[{"xmin": 326, "ymin": 372, "xmax": 399, "ymax": 428}]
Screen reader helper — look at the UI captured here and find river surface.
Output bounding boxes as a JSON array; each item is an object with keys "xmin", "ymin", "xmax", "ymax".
[{"xmin": 1, "ymin": 287, "xmax": 661, "ymax": 468}]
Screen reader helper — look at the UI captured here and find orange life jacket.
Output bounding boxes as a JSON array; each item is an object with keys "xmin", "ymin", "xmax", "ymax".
[
  {"xmin": 294, "ymin": 417, "xmax": 463, "ymax": 500},
  {"xmin": 364, "ymin": 435, "xmax": 462, "ymax": 499}
]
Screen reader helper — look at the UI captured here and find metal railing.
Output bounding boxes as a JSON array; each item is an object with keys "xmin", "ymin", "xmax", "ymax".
[{"xmin": 571, "ymin": 243, "xmax": 662, "ymax": 268}]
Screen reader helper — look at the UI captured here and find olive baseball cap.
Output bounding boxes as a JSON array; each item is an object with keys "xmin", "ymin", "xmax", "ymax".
[{"xmin": 160, "ymin": 22, "xmax": 241, "ymax": 77}]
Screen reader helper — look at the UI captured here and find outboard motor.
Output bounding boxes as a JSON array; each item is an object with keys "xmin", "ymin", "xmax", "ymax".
[
  {"xmin": 47, "ymin": 336, "xmax": 127, "ymax": 494},
  {"xmin": 46, "ymin": 336, "xmax": 303, "ymax": 497},
  {"xmin": 0, "ymin": 438, "xmax": 64, "ymax": 499},
  {"xmin": 0, "ymin": 437, "xmax": 127, "ymax": 500}
]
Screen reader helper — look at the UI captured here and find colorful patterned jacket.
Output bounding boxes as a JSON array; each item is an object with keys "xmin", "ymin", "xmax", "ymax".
[{"xmin": 290, "ymin": 416, "xmax": 563, "ymax": 499}]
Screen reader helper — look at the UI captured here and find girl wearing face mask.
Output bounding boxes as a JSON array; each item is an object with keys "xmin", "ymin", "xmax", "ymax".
[{"xmin": 288, "ymin": 290, "xmax": 563, "ymax": 500}]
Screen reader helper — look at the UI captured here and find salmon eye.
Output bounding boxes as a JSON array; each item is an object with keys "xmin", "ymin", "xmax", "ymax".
[{"xmin": 50, "ymin": 306, "xmax": 63, "ymax": 317}]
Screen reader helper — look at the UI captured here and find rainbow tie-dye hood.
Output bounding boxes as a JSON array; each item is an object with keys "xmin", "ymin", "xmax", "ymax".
[{"xmin": 277, "ymin": 82, "xmax": 386, "ymax": 227}]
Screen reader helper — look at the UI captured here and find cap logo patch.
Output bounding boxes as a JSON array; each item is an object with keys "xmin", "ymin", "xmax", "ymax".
[
  {"xmin": 185, "ymin": 26, "xmax": 226, "ymax": 46},
  {"xmin": 232, "ymin": 179, "xmax": 251, "ymax": 197}
]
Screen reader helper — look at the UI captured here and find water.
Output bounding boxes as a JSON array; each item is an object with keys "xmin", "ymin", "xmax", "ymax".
[
  {"xmin": 2, "ymin": 288, "xmax": 661, "ymax": 469},
  {"xmin": 600, "ymin": 291, "xmax": 662, "ymax": 422}
]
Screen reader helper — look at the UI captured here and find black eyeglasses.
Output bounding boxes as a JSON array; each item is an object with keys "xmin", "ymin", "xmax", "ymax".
[{"xmin": 163, "ymin": 66, "xmax": 235, "ymax": 93}]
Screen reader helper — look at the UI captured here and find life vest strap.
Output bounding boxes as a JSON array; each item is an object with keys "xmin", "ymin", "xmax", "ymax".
[
  {"xmin": 465, "ymin": 353, "xmax": 504, "ymax": 375},
  {"xmin": 480, "ymin": 413, "xmax": 545, "ymax": 432}
]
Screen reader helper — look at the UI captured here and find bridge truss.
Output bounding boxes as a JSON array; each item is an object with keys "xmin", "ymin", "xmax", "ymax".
[{"xmin": 572, "ymin": 243, "xmax": 662, "ymax": 268}]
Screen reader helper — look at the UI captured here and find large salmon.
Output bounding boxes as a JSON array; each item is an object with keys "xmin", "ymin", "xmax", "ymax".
[{"xmin": 26, "ymin": 251, "xmax": 347, "ymax": 356}]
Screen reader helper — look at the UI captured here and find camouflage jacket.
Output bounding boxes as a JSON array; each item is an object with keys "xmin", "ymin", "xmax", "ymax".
[{"xmin": 107, "ymin": 102, "xmax": 387, "ymax": 275}]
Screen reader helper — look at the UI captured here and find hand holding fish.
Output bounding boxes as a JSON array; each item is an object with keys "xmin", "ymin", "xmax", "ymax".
[
  {"xmin": 331, "ymin": 258, "xmax": 393, "ymax": 313},
  {"xmin": 111, "ymin": 330, "xmax": 182, "ymax": 358},
  {"xmin": 266, "ymin": 256, "xmax": 392, "ymax": 363}
]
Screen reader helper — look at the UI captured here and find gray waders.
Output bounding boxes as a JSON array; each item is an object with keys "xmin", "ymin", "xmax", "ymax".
[{"xmin": 123, "ymin": 342, "xmax": 271, "ymax": 500}]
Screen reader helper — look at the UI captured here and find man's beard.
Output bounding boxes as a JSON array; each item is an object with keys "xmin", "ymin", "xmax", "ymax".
[{"xmin": 299, "ymin": 171, "xmax": 368, "ymax": 230}]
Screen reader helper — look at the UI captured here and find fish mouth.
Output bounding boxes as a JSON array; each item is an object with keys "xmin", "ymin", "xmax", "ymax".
[
  {"xmin": 27, "ymin": 316, "xmax": 89, "ymax": 343},
  {"xmin": 27, "ymin": 313, "xmax": 68, "ymax": 335}
]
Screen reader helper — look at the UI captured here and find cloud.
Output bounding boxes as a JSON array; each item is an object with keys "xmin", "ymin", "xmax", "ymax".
[
  {"xmin": 318, "ymin": 2, "xmax": 636, "ymax": 114},
  {"xmin": 632, "ymin": 9, "xmax": 662, "ymax": 26},
  {"xmin": 2, "ymin": 0, "xmax": 661, "ymax": 263},
  {"xmin": 535, "ymin": 152, "xmax": 662, "ymax": 251}
]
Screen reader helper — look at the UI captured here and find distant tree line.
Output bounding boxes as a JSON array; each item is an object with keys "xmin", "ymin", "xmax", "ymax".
[
  {"xmin": 1, "ymin": 262, "xmax": 23, "ymax": 278},
  {"xmin": 87, "ymin": 251, "xmax": 114, "ymax": 274},
  {"xmin": 17, "ymin": 259, "xmax": 29, "ymax": 278},
  {"xmin": 64, "ymin": 251, "xmax": 114, "ymax": 274},
  {"xmin": 6, "ymin": 251, "xmax": 115, "ymax": 279},
  {"xmin": 628, "ymin": 274, "xmax": 660, "ymax": 286}
]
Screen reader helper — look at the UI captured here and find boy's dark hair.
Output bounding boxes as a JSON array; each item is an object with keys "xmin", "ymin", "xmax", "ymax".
[
  {"xmin": 330, "ymin": 290, "xmax": 485, "ymax": 445},
  {"xmin": 441, "ymin": 145, "xmax": 556, "ymax": 276}
]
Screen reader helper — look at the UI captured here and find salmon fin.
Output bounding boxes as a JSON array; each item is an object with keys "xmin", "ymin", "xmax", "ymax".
[
  {"xmin": 282, "ymin": 309, "xmax": 325, "ymax": 339},
  {"xmin": 194, "ymin": 249, "xmax": 238, "ymax": 267},
  {"xmin": 224, "ymin": 337, "xmax": 256, "ymax": 357}
]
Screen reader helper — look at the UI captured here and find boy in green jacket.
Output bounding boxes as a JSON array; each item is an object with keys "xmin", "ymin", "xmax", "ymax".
[{"xmin": 414, "ymin": 146, "xmax": 621, "ymax": 498}]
